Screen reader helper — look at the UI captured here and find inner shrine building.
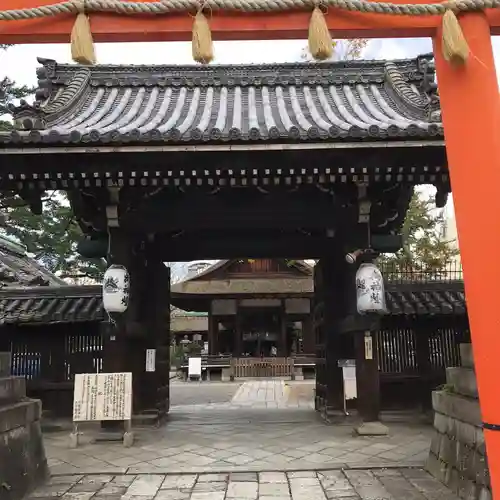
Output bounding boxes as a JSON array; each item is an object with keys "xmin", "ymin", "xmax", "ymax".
[{"xmin": 171, "ymin": 259, "xmax": 315, "ymax": 357}]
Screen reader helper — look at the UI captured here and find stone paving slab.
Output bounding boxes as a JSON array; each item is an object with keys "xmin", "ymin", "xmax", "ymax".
[
  {"xmin": 44, "ymin": 408, "xmax": 432, "ymax": 476},
  {"xmin": 27, "ymin": 468, "xmax": 460, "ymax": 499}
]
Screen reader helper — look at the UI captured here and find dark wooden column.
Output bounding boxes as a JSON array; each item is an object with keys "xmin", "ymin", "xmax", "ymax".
[
  {"xmin": 354, "ymin": 327, "xmax": 381, "ymax": 422},
  {"xmin": 139, "ymin": 249, "xmax": 171, "ymax": 418},
  {"xmin": 415, "ymin": 319, "xmax": 432, "ymax": 411},
  {"xmin": 314, "ymin": 248, "xmax": 356, "ymax": 414},
  {"xmin": 279, "ymin": 301, "xmax": 287, "ymax": 356},
  {"xmin": 208, "ymin": 311, "xmax": 219, "ymax": 355},
  {"xmin": 234, "ymin": 305, "xmax": 242, "ymax": 357},
  {"xmin": 302, "ymin": 315, "xmax": 315, "ymax": 354},
  {"xmin": 101, "ymin": 228, "xmax": 136, "ymax": 430}
]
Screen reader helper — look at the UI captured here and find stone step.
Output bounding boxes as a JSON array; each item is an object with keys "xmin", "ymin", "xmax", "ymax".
[
  {"xmin": 0, "ymin": 377, "xmax": 26, "ymax": 404},
  {"xmin": 446, "ymin": 367, "xmax": 478, "ymax": 399},
  {"xmin": 0, "ymin": 352, "xmax": 11, "ymax": 377},
  {"xmin": 459, "ymin": 343, "xmax": 474, "ymax": 369}
]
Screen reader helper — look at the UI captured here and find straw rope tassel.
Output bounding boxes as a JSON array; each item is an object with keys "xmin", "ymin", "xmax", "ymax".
[
  {"xmin": 192, "ymin": 10, "xmax": 214, "ymax": 64},
  {"xmin": 441, "ymin": 8, "xmax": 469, "ymax": 65},
  {"xmin": 308, "ymin": 6, "xmax": 333, "ymax": 61},
  {"xmin": 71, "ymin": 1, "xmax": 96, "ymax": 65}
]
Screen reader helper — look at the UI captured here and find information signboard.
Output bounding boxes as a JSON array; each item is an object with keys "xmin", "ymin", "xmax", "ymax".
[{"xmin": 72, "ymin": 372, "xmax": 132, "ymax": 422}]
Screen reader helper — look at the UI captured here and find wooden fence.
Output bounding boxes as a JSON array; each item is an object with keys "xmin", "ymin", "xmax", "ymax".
[
  {"xmin": 0, "ymin": 316, "xmax": 469, "ymax": 416},
  {"xmin": 230, "ymin": 357, "xmax": 294, "ymax": 378}
]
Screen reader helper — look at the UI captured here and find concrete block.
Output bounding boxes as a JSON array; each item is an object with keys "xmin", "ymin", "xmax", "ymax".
[
  {"xmin": 0, "ymin": 418, "xmax": 48, "ymax": 500},
  {"xmin": 460, "ymin": 344, "xmax": 474, "ymax": 369},
  {"xmin": 0, "ymin": 399, "xmax": 42, "ymax": 434},
  {"xmin": 221, "ymin": 368, "xmax": 232, "ymax": 382},
  {"xmin": 430, "ymin": 431, "xmax": 442, "ymax": 456},
  {"xmin": 446, "ymin": 367, "xmax": 478, "ymax": 399},
  {"xmin": 438, "ymin": 433, "xmax": 456, "ymax": 466},
  {"xmin": 432, "ymin": 391, "xmax": 482, "ymax": 427},
  {"xmin": 478, "ymin": 486, "xmax": 492, "ymax": 500},
  {"xmin": 434, "ymin": 412, "xmax": 448, "ymax": 434},
  {"xmin": 0, "ymin": 377, "xmax": 26, "ymax": 403},
  {"xmin": 426, "ymin": 453, "xmax": 448, "ymax": 483},
  {"xmin": 354, "ymin": 421, "xmax": 389, "ymax": 436},
  {"xmin": 457, "ymin": 475, "xmax": 479, "ymax": 500},
  {"xmin": 453, "ymin": 420, "xmax": 479, "ymax": 449}
]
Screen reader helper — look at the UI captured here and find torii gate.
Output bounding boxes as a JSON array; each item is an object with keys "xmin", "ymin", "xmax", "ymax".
[{"xmin": 1, "ymin": 0, "xmax": 500, "ymax": 494}]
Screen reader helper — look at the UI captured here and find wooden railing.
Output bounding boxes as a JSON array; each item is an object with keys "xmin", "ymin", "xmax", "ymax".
[{"xmin": 230, "ymin": 357, "xmax": 294, "ymax": 378}]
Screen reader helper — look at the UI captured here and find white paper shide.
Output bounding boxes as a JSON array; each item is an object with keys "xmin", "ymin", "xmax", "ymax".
[
  {"xmin": 356, "ymin": 263, "xmax": 387, "ymax": 314},
  {"xmin": 102, "ymin": 264, "xmax": 130, "ymax": 313}
]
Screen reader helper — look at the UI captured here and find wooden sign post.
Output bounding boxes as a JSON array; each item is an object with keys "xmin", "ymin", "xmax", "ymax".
[{"xmin": 71, "ymin": 372, "xmax": 134, "ymax": 448}]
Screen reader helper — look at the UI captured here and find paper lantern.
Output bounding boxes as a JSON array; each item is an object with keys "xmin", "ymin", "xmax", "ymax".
[
  {"xmin": 356, "ymin": 263, "xmax": 387, "ymax": 315},
  {"xmin": 102, "ymin": 265, "xmax": 130, "ymax": 314}
]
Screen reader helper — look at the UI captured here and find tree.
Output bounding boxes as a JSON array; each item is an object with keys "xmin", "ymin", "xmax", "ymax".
[
  {"xmin": 0, "ymin": 192, "xmax": 106, "ymax": 282},
  {"xmin": 377, "ymin": 190, "xmax": 460, "ymax": 277},
  {"xmin": 0, "ymin": 47, "xmax": 35, "ymax": 131},
  {"xmin": 301, "ymin": 39, "xmax": 369, "ymax": 62}
]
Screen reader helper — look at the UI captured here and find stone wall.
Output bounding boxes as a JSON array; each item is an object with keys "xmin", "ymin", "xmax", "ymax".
[
  {"xmin": 426, "ymin": 344, "xmax": 491, "ymax": 500},
  {"xmin": 0, "ymin": 352, "xmax": 48, "ymax": 500}
]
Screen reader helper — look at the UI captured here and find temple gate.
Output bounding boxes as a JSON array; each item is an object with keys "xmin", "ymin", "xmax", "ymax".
[{"xmin": 2, "ymin": 0, "xmax": 500, "ymax": 494}]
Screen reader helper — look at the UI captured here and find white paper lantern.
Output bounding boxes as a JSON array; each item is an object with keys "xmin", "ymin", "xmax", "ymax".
[
  {"xmin": 356, "ymin": 263, "xmax": 387, "ymax": 315},
  {"xmin": 102, "ymin": 265, "xmax": 130, "ymax": 314}
]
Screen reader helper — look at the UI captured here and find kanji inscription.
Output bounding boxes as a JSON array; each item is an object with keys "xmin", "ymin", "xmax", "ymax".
[{"xmin": 73, "ymin": 373, "xmax": 132, "ymax": 422}]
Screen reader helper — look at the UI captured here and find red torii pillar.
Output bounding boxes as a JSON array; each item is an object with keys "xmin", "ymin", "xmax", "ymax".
[
  {"xmin": 1, "ymin": 1, "xmax": 500, "ymax": 495},
  {"xmin": 434, "ymin": 13, "xmax": 500, "ymax": 495}
]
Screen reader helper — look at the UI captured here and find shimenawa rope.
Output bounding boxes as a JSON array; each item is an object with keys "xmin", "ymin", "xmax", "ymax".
[{"xmin": 0, "ymin": 0, "xmax": 484, "ymax": 63}]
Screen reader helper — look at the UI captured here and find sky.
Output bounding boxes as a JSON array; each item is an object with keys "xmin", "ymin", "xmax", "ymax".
[
  {"xmin": 3, "ymin": 37, "xmax": 500, "ymax": 87},
  {"xmin": 1, "ymin": 35, "xmax": 484, "ymax": 279}
]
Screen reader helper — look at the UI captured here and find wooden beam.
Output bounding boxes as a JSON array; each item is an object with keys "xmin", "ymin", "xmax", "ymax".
[{"xmin": 2, "ymin": 0, "xmax": 500, "ymax": 44}]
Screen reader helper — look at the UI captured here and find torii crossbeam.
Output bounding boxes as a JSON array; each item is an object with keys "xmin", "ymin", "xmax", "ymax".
[{"xmin": 1, "ymin": 1, "xmax": 500, "ymax": 496}]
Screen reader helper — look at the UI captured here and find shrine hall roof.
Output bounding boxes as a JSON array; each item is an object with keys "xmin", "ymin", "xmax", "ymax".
[
  {"xmin": 0, "ymin": 235, "xmax": 66, "ymax": 289},
  {"xmin": 1, "ymin": 54, "xmax": 442, "ymax": 146},
  {"xmin": 0, "ymin": 281, "xmax": 465, "ymax": 325}
]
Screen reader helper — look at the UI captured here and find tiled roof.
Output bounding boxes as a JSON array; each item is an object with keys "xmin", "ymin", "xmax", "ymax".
[
  {"xmin": 0, "ymin": 281, "xmax": 465, "ymax": 325},
  {"xmin": 1, "ymin": 54, "xmax": 442, "ymax": 146},
  {"xmin": 0, "ymin": 286, "xmax": 102, "ymax": 325},
  {"xmin": 0, "ymin": 235, "xmax": 66, "ymax": 289}
]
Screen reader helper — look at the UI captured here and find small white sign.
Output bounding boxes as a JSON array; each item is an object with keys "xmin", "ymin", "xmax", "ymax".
[
  {"xmin": 73, "ymin": 372, "xmax": 132, "ymax": 422},
  {"xmin": 188, "ymin": 357, "xmax": 202, "ymax": 378},
  {"xmin": 342, "ymin": 366, "xmax": 357, "ymax": 400},
  {"xmin": 364, "ymin": 334, "xmax": 373, "ymax": 360},
  {"xmin": 145, "ymin": 349, "xmax": 156, "ymax": 373}
]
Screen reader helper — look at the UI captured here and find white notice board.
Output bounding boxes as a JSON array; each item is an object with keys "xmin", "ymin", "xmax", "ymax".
[
  {"xmin": 145, "ymin": 349, "xmax": 156, "ymax": 372},
  {"xmin": 188, "ymin": 357, "xmax": 202, "ymax": 378},
  {"xmin": 342, "ymin": 366, "xmax": 357, "ymax": 400},
  {"xmin": 73, "ymin": 372, "xmax": 132, "ymax": 422}
]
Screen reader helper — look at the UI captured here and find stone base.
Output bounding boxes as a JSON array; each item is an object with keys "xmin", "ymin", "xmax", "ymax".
[
  {"xmin": 0, "ymin": 398, "xmax": 48, "ymax": 500},
  {"xmin": 354, "ymin": 421, "xmax": 389, "ymax": 436}
]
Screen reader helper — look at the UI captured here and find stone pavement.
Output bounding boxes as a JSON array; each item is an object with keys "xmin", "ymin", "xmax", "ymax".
[
  {"xmin": 45, "ymin": 407, "xmax": 432, "ymax": 475},
  {"xmin": 27, "ymin": 468, "xmax": 461, "ymax": 499}
]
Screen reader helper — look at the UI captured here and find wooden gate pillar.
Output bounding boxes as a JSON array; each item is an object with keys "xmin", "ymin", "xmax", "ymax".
[
  {"xmin": 314, "ymin": 249, "xmax": 355, "ymax": 416},
  {"xmin": 414, "ymin": 319, "xmax": 432, "ymax": 412},
  {"xmin": 208, "ymin": 311, "xmax": 219, "ymax": 355},
  {"xmin": 433, "ymin": 14, "xmax": 500, "ymax": 494},
  {"xmin": 102, "ymin": 230, "xmax": 170, "ymax": 422},
  {"xmin": 139, "ymin": 249, "xmax": 171, "ymax": 419}
]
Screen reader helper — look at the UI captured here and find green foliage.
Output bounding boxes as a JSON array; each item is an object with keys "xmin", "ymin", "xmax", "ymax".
[
  {"xmin": 0, "ymin": 192, "xmax": 106, "ymax": 281},
  {"xmin": 0, "ymin": 46, "xmax": 36, "ymax": 131},
  {"xmin": 377, "ymin": 192, "xmax": 459, "ymax": 273}
]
